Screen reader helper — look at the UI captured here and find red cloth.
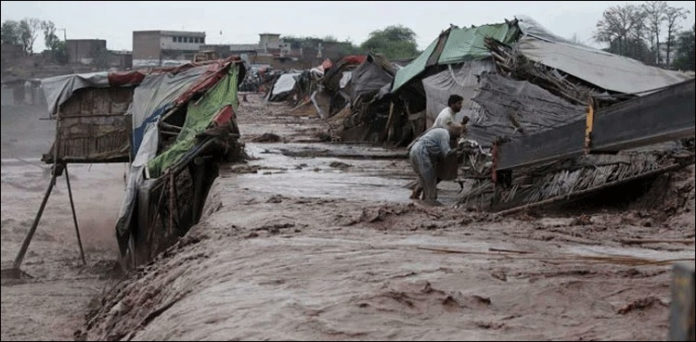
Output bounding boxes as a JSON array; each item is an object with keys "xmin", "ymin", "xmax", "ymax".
[
  {"xmin": 174, "ymin": 56, "xmax": 243, "ymax": 106},
  {"xmin": 212, "ymin": 105, "xmax": 235, "ymax": 126},
  {"xmin": 340, "ymin": 55, "xmax": 366, "ymax": 65},
  {"xmin": 107, "ymin": 71, "xmax": 146, "ymax": 86}
]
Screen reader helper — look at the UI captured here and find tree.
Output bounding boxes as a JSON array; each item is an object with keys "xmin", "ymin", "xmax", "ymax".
[
  {"xmin": 41, "ymin": 20, "xmax": 67, "ymax": 64},
  {"xmin": 664, "ymin": 6, "xmax": 689, "ymax": 65},
  {"xmin": 1, "ymin": 20, "xmax": 21, "ymax": 45},
  {"xmin": 673, "ymin": 24, "xmax": 695, "ymax": 71},
  {"xmin": 642, "ymin": 1, "xmax": 667, "ymax": 65},
  {"xmin": 41, "ymin": 20, "xmax": 59, "ymax": 50},
  {"xmin": 360, "ymin": 25, "xmax": 418, "ymax": 60},
  {"xmin": 337, "ymin": 39, "xmax": 363, "ymax": 56},
  {"xmin": 594, "ymin": 4, "xmax": 650, "ymax": 62},
  {"xmin": 18, "ymin": 17, "xmax": 41, "ymax": 54}
]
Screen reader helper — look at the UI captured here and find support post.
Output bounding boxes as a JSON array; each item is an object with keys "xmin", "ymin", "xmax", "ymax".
[
  {"xmin": 584, "ymin": 99, "xmax": 594, "ymax": 154},
  {"xmin": 64, "ymin": 164, "xmax": 86, "ymax": 265},
  {"xmin": 12, "ymin": 169, "xmax": 58, "ymax": 270}
]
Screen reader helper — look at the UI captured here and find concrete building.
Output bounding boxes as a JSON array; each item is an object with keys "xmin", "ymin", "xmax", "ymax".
[
  {"xmin": 258, "ymin": 33, "xmax": 281, "ymax": 54},
  {"xmin": 133, "ymin": 30, "xmax": 205, "ymax": 66},
  {"xmin": 107, "ymin": 50, "xmax": 133, "ymax": 70},
  {"xmin": 66, "ymin": 39, "xmax": 107, "ymax": 64}
]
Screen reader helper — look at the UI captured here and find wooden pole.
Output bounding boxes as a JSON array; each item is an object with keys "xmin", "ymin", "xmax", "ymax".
[
  {"xmin": 64, "ymin": 164, "xmax": 86, "ymax": 265},
  {"xmin": 382, "ymin": 102, "xmax": 395, "ymax": 142},
  {"xmin": 12, "ymin": 171, "xmax": 57, "ymax": 269}
]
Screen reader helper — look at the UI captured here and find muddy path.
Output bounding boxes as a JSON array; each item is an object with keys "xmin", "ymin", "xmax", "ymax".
[
  {"xmin": 79, "ymin": 94, "xmax": 694, "ymax": 340},
  {"xmin": 1, "ymin": 104, "xmax": 126, "ymax": 340}
]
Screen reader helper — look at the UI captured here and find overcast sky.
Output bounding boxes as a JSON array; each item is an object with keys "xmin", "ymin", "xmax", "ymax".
[{"xmin": 2, "ymin": 1, "xmax": 694, "ymax": 53}]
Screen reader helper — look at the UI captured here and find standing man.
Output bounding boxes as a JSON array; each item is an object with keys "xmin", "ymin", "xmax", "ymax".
[
  {"xmin": 408, "ymin": 125, "xmax": 464, "ymax": 206},
  {"xmin": 433, "ymin": 95, "xmax": 465, "ymax": 129}
]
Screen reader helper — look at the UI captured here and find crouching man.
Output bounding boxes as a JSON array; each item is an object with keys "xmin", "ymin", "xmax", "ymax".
[{"xmin": 408, "ymin": 124, "xmax": 464, "ymax": 206}]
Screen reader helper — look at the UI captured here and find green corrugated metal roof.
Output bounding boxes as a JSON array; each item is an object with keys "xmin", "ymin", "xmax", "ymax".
[{"xmin": 392, "ymin": 22, "xmax": 518, "ymax": 92}]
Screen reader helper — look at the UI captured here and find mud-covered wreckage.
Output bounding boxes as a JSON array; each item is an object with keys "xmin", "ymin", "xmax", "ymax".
[
  {"xmin": 39, "ymin": 57, "xmax": 247, "ymax": 267},
  {"xmin": 387, "ymin": 17, "xmax": 695, "ymax": 211},
  {"xmin": 269, "ymin": 16, "xmax": 694, "ymax": 212}
]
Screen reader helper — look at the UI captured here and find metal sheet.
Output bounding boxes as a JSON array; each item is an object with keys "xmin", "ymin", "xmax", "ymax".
[
  {"xmin": 592, "ymin": 80, "xmax": 695, "ymax": 152},
  {"xmin": 496, "ymin": 80, "xmax": 695, "ymax": 171}
]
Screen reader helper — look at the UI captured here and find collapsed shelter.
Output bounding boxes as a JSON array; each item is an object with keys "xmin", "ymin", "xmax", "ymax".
[{"xmin": 36, "ymin": 57, "xmax": 246, "ymax": 267}]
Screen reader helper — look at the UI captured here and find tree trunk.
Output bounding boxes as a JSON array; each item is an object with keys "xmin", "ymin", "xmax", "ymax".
[
  {"xmin": 666, "ymin": 33, "xmax": 672, "ymax": 66},
  {"xmin": 656, "ymin": 35, "xmax": 660, "ymax": 65}
]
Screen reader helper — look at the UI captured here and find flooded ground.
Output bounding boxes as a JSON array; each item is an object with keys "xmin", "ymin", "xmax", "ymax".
[
  {"xmin": 85, "ymin": 94, "xmax": 694, "ymax": 341},
  {"xmin": 0, "ymin": 104, "xmax": 126, "ymax": 340},
  {"xmin": 1, "ymin": 94, "xmax": 694, "ymax": 340}
]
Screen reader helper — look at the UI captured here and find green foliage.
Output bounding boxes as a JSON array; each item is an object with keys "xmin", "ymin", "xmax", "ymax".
[
  {"xmin": 50, "ymin": 40, "xmax": 68, "ymax": 65},
  {"xmin": 595, "ymin": 3, "xmax": 691, "ymax": 67},
  {"xmin": 360, "ymin": 25, "xmax": 418, "ymax": 60},
  {"xmin": 41, "ymin": 20, "xmax": 59, "ymax": 51},
  {"xmin": 18, "ymin": 18, "xmax": 41, "ymax": 54},
  {"xmin": 1, "ymin": 20, "xmax": 21, "ymax": 45},
  {"xmin": 673, "ymin": 24, "xmax": 695, "ymax": 70}
]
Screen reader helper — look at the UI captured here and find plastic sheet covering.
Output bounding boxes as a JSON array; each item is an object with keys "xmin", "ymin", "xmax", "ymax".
[
  {"xmin": 42, "ymin": 72, "xmax": 110, "ymax": 116},
  {"xmin": 147, "ymin": 66, "xmax": 239, "ymax": 177},
  {"xmin": 437, "ymin": 23, "xmax": 518, "ymax": 64},
  {"xmin": 392, "ymin": 22, "xmax": 517, "ymax": 92},
  {"xmin": 271, "ymin": 73, "xmax": 300, "ymax": 96},
  {"xmin": 392, "ymin": 39, "xmax": 438, "ymax": 92},
  {"xmin": 468, "ymin": 72, "xmax": 585, "ymax": 146},
  {"xmin": 351, "ymin": 55, "xmax": 395, "ymax": 99},
  {"xmin": 114, "ymin": 65, "xmax": 209, "ymax": 254},
  {"xmin": 422, "ymin": 60, "xmax": 496, "ymax": 128},
  {"xmin": 339, "ymin": 71, "xmax": 352, "ymax": 89},
  {"xmin": 130, "ymin": 66, "xmax": 209, "ymax": 155}
]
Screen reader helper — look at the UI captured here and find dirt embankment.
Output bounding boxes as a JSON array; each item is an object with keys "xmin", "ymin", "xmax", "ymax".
[{"xmin": 82, "ymin": 94, "xmax": 694, "ymax": 341}]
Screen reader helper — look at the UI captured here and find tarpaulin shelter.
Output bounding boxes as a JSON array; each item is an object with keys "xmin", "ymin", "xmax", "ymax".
[
  {"xmin": 388, "ymin": 17, "xmax": 693, "ymax": 148},
  {"xmin": 392, "ymin": 23, "xmax": 519, "ymax": 93},
  {"xmin": 265, "ymin": 70, "xmax": 314, "ymax": 105},
  {"xmin": 311, "ymin": 55, "xmax": 367, "ymax": 119},
  {"xmin": 385, "ymin": 16, "xmax": 694, "ymax": 213},
  {"xmin": 40, "ymin": 57, "xmax": 247, "ymax": 266},
  {"xmin": 329, "ymin": 54, "xmax": 402, "ymax": 143}
]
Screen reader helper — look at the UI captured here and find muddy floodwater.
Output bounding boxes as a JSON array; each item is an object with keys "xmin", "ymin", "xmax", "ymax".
[{"xmin": 1, "ymin": 95, "xmax": 694, "ymax": 341}]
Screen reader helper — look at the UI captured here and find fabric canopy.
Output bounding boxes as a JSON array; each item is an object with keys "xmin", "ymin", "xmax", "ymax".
[{"xmin": 147, "ymin": 66, "xmax": 239, "ymax": 177}]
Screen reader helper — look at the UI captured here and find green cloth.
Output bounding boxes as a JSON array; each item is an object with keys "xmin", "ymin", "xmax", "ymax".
[
  {"xmin": 392, "ymin": 22, "xmax": 519, "ymax": 92},
  {"xmin": 147, "ymin": 65, "xmax": 239, "ymax": 177}
]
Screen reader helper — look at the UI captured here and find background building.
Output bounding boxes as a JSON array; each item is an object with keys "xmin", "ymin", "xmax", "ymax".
[
  {"xmin": 65, "ymin": 39, "xmax": 107, "ymax": 64},
  {"xmin": 133, "ymin": 30, "xmax": 205, "ymax": 66}
]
